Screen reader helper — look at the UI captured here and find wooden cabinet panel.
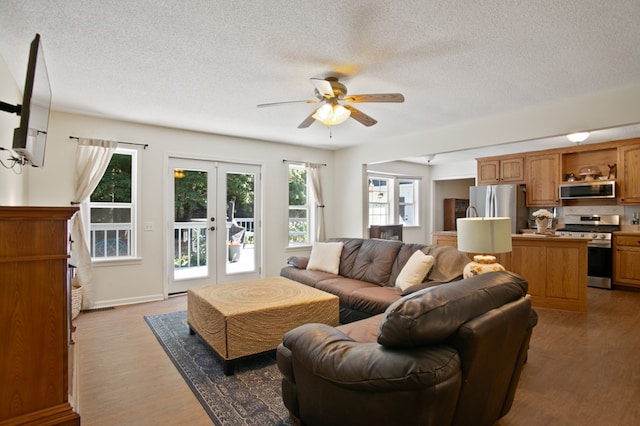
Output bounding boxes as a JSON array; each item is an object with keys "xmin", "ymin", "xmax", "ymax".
[
  {"xmin": 478, "ymin": 160, "xmax": 500, "ymax": 184},
  {"xmin": 432, "ymin": 232, "xmax": 588, "ymax": 311},
  {"xmin": 619, "ymin": 144, "xmax": 640, "ymax": 204},
  {"xmin": 510, "ymin": 245, "xmax": 546, "ymax": 297},
  {"xmin": 431, "ymin": 232, "xmax": 459, "ymax": 248},
  {"xmin": 500, "ymin": 157, "xmax": 525, "ymax": 182},
  {"xmin": 477, "ymin": 157, "xmax": 524, "ymax": 185},
  {"xmin": 525, "ymin": 153, "xmax": 561, "ymax": 206},
  {"xmin": 510, "ymin": 238, "xmax": 587, "ymax": 312},
  {"xmin": 546, "ymin": 246, "xmax": 581, "ymax": 299},
  {"xmin": 613, "ymin": 233, "xmax": 640, "ymax": 288},
  {"xmin": 0, "ymin": 207, "xmax": 80, "ymax": 425}
]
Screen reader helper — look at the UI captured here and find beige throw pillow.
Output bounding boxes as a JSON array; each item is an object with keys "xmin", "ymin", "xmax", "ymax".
[
  {"xmin": 396, "ymin": 251, "xmax": 435, "ymax": 291},
  {"xmin": 306, "ymin": 242, "xmax": 344, "ymax": 275}
]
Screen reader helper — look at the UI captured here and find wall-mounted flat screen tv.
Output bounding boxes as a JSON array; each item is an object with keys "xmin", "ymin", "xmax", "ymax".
[{"xmin": 11, "ymin": 33, "xmax": 52, "ymax": 167}]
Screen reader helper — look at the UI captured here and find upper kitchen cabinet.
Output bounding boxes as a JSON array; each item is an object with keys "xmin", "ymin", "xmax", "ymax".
[
  {"xmin": 618, "ymin": 142, "xmax": 640, "ymax": 204},
  {"xmin": 525, "ymin": 153, "xmax": 561, "ymax": 206},
  {"xmin": 477, "ymin": 155, "xmax": 524, "ymax": 185}
]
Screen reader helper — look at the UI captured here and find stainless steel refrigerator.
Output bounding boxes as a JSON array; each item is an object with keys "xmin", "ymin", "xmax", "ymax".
[{"xmin": 468, "ymin": 184, "xmax": 528, "ymax": 234}]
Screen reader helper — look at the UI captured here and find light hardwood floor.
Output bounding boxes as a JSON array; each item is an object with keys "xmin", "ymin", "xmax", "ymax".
[{"xmin": 74, "ymin": 287, "xmax": 640, "ymax": 425}]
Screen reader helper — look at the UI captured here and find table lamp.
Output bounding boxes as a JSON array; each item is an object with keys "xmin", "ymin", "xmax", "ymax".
[{"xmin": 456, "ymin": 216, "xmax": 512, "ymax": 278}]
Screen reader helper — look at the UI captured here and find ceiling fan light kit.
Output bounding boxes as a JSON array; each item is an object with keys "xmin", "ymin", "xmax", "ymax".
[
  {"xmin": 312, "ymin": 103, "xmax": 351, "ymax": 126},
  {"xmin": 258, "ymin": 76, "xmax": 404, "ymax": 129}
]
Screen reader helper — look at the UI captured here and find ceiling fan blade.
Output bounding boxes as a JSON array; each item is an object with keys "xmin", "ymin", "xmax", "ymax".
[
  {"xmin": 310, "ymin": 78, "xmax": 334, "ymax": 98},
  {"xmin": 257, "ymin": 99, "xmax": 317, "ymax": 108},
  {"xmin": 343, "ymin": 93, "xmax": 405, "ymax": 103},
  {"xmin": 298, "ymin": 110, "xmax": 318, "ymax": 128},
  {"xmin": 343, "ymin": 105, "xmax": 377, "ymax": 127}
]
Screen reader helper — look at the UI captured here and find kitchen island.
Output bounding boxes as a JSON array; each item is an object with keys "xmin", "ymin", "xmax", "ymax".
[{"xmin": 433, "ymin": 232, "xmax": 589, "ymax": 312}]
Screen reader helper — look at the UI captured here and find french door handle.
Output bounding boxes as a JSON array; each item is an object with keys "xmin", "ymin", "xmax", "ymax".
[{"xmin": 209, "ymin": 226, "xmax": 216, "ymax": 231}]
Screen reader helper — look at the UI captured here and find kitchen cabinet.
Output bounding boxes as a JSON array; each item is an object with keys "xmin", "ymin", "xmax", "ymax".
[
  {"xmin": 443, "ymin": 198, "xmax": 469, "ymax": 231},
  {"xmin": 0, "ymin": 207, "xmax": 80, "ymax": 425},
  {"xmin": 509, "ymin": 237, "xmax": 587, "ymax": 312},
  {"xmin": 432, "ymin": 232, "xmax": 588, "ymax": 312},
  {"xmin": 525, "ymin": 153, "xmax": 561, "ymax": 206},
  {"xmin": 477, "ymin": 156, "xmax": 524, "ymax": 185},
  {"xmin": 618, "ymin": 143, "xmax": 640, "ymax": 204},
  {"xmin": 613, "ymin": 233, "xmax": 640, "ymax": 288}
]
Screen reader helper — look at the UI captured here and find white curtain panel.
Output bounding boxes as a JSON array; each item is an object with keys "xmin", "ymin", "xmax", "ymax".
[
  {"xmin": 70, "ymin": 138, "xmax": 117, "ymax": 308},
  {"xmin": 306, "ymin": 163, "xmax": 326, "ymax": 242}
]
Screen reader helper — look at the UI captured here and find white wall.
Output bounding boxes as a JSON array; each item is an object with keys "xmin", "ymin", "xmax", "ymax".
[
  {"xmin": 26, "ymin": 111, "xmax": 334, "ymax": 308},
  {"xmin": 0, "ymin": 55, "xmax": 27, "ymax": 205},
  {"xmin": 333, "ymin": 85, "xmax": 640, "ymax": 237}
]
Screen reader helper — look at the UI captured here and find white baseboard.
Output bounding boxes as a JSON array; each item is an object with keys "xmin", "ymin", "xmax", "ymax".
[{"xmin": 87, "ymin": 294, "xmax": 165, "ymax": 310}]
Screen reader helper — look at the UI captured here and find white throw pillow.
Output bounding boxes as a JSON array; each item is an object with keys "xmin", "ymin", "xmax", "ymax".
[
  {"xmin": 306, "ymin": 242, "xmax": 344, "ymax": 275},
  {"xmin": 395, "ymin": 251, "xmax": 435, "ymax": 291}
]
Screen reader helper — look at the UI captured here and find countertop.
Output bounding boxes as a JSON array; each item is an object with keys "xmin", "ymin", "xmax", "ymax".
[{"xmin": 433, "ymin": 230, "xmax": 589, "ymax": 242}]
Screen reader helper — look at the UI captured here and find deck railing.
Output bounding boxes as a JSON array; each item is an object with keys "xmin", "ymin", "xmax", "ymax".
[{"xmin": 90, "ymin": 218, "xmax": 266, "ymax": 266}]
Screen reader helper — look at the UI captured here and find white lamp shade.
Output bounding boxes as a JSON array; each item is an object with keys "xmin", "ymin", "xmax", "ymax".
[{"xmin": 456, "ymin": 217, "xmax": 512, "ymax": 254}]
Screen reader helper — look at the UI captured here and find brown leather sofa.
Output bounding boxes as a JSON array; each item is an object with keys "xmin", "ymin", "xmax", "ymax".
[
  {"xmin": 281, "ymin": 237, "xmax": 471, "ymax": 323},
  {"xmin": 277, "ymin": 271, "xmax": 537, "ymax": 426}
]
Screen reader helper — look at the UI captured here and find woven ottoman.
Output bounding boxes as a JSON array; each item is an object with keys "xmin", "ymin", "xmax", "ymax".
[{"xmin": 187, "ymin": 276, "xmax": 339, "ymax": 375}]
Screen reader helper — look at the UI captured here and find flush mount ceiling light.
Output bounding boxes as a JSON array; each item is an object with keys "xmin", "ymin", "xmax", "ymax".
[{"xmin": 567, "ymin": 132, "xmax": 590, "ymax": 143}]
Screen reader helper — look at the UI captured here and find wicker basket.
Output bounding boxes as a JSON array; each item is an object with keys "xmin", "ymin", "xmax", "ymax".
[{"xmin": 71, "ymin": 284, "xmax": 83, "ymax": 319}]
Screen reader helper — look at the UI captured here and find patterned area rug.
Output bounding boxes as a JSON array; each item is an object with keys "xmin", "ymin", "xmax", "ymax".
[{"xmin": 144, "ymin": 311, "xmax": 294, "ymax": 426}]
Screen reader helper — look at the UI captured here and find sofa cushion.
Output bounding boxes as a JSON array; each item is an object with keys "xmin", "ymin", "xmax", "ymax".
[
  {"xmin": 349, "ymin": 286, "xmax": 403, "ymax": 316},
  {"xmin": 280, "ymin": 266, "xmax": 336, "ymax": 288},
  {"xmin": 307, "ymin": 241, "xmax": 344, "ymax": 275},
  {"xmin": 330, "ymin": 238, "xmax": 365, "ymax": 277},
  {"xmin": 395, "ymin": 251, "xmax": 435, "ymax": 291},
  {"xmin": 315, "ymin": 277, "xmax": 377, "ymax": 306},
  {"xmin": 349, "ymin": 239, "xmax": 403, "ymax": 285},
  {"xmin": 378, "ymin": 271, "xmax": 528, "ymax": 348},
  {"xmin": 337, "ymin": 314, "xmax": 384, "ymax": 343}
]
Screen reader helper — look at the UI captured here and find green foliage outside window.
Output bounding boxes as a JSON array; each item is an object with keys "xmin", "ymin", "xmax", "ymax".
[
  {"xmin": 289, "ymin": 167, "xmax": 307, "ymax": 205},
  {"xmin": 288, "ymin": 167, "xmax": 309, "ymax": 244},
  {"xmin": 91, "ymin": 153, "xmax": 132, "ymax": 203}
]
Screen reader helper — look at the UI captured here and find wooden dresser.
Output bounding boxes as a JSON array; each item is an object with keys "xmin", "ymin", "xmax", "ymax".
[{"xmin": 0, "ymin": 206, "xmax": 80, "ymax": 425}]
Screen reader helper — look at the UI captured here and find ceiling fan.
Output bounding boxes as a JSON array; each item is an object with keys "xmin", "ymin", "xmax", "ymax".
[{"xmin": 257, "ymin": 77, "xmax": 404, "ymax": 128}]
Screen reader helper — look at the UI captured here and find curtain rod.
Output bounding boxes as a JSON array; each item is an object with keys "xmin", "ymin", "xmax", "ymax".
[
  {"xmin": 69, "ymin": 136, "xmax": 148, "ymax": 149},
  {"xmin": 282, "ymin": 159, "xmax": 326, "ymax": 166}
]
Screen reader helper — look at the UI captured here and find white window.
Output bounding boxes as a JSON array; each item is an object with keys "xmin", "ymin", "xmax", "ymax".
[
  {"xmin": 89, "ymin": 148, "xmax": 138, "ymax": 259},
  {"xmin": 368, "ymin": 175, "xmax": 419, "ymax": 226},
  {"xmin": 398, "ymin": 179, "xmax": 417, "ymax": 225},
  {"xmin": 288, "ymin": 164, "xmax": 315, "ymax": 246}
]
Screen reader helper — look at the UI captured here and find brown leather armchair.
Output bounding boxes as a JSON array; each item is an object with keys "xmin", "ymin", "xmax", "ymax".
[{"xmin": 277, "ymin": 271, "xmax": 537, "ymax": 426}]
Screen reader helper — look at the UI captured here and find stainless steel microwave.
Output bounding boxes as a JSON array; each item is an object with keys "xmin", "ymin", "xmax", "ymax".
[{"xmin": 559, "ymin": 180, "xmax": 616, "ymax": 199}]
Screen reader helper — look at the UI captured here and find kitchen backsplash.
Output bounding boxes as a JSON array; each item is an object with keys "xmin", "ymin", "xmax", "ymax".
[{"xmin": 528, "ymin": 205, "xmax": 640, "ymax": 227}]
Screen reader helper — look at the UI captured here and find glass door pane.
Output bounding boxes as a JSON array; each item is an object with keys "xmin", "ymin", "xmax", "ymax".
[
  {"xmin": 218, "ymin": 163, "xmax": 261, "ymax": 281},
  {"xmin": 168, "ymin": 158, "xmax": 217, "ymax": 293}
]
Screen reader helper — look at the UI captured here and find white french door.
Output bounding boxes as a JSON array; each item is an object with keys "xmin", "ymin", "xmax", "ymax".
[{"xmin": 167, "ymin": 158, "xmax": 261, "ymax": 293}]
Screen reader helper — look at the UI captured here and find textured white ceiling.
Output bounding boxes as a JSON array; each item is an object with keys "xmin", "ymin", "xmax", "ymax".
[{"xmin": 1, "ymin": 0, "xmax": 639, "ymax": 155}]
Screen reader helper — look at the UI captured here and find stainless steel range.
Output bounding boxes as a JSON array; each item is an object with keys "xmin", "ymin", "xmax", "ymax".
[{"xmin": 556, "ymin": 214, "xmax": 620, "ymax": 289}]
